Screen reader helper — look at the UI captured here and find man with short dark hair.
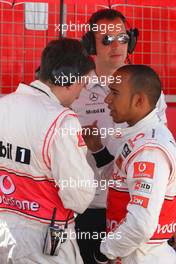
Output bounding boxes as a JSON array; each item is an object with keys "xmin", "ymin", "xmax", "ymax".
[
  {"xmin": 72, "ymin": 8, "xmax": 167, "ymax": 264},
  {"xmin": 0, "ymin": 38, "xmax": 95, "ymax": 264},
  {"xmin": 98, "ymin": 65, "xmax": 176, "ymax": 264}
]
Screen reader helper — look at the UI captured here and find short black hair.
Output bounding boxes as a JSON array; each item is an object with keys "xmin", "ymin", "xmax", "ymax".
[
  {"xmin": 39, "ymin": 38, "xmax": 95, "ymax": 85},
  {"xmin": 118, "ymin": 64, "xmax": 162, "ymax": 107},
  {"xmin": 89, "ymin": 8, "xmax": 126, "ymax": 30}
]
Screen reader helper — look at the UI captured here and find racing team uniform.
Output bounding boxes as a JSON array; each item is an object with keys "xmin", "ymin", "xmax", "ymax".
[
  {"xmin": 99, "ymin": 109, "xmax": 176, "ymax": 264},
  {"xmin": 72, "ymin": 71, "xmax": 167, "ymax": 209},
  {"xmin": 71, "ymin": 71, "xmax": 168, "ymax": 263},
  {"xmin": 0, "ymin": 80, "xmax": 95, "ymax": 264}
]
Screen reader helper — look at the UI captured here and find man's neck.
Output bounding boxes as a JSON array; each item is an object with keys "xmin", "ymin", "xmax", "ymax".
[
  {"xmin": 95, "ymin": 61, "xmax": 125, "ymax": 79},
  {"xmin": 95, "ymin": 64, "xmax": 116, "ymax": 79}
]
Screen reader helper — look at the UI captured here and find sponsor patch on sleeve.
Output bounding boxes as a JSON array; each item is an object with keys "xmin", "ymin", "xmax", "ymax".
[
  {"xmin": 133, "ymin": 162, "xmax": 155, "ymax": 179},
  {"xmin": 134, "ymin": 180, "xmax": 152, "ymax": 194},
  {"xmin": 77, "ymin": 132, "xmax": 86, "ymax": 147},
  {"xmin": 130, "ymin": 195, "xmax": 149, "ymax": 208},
  {"xmin": 122, "ymin": 143, "xmax": 131, "ymax": 158}
]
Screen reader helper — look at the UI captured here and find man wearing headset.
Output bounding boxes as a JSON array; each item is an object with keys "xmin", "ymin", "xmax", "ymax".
[
  {"xmin": 71, "ymin": 8, "xmax": 167, "ymax": 264},
  {"xmin": 0, "ymin": 38, "xmax": 96, "ymax": 264}
]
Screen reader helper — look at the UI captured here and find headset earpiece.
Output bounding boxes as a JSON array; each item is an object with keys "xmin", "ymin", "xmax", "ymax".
[
  {"xmin": 81, "ymin": 31, "xmax": 96, "ymax": 55},
  {"xmin": 127, "ymin": 28, "xmax": 139, "ymax": 54},
  {"xmin": 50, "ymin": 63, "xmax": 80, "ymax": 86}
]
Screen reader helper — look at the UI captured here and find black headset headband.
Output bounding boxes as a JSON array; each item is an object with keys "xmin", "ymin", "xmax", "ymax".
[{"xmin": 50, "ymin": 55, "xmax": 85, "ymax": 86}]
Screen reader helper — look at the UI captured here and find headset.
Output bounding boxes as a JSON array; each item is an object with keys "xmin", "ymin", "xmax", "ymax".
[
  {"xmin": 49, "ymin": 48, "xmax": 92, "ymax": 86},
  {"xmin": 49, "ymin": 59, "xmax": 81, "ymax": 86},
  {"xmin": 81, "ymin": 10, "xmax": 139, "ymax": 55},
  {"xmin": 36, "ymin": 57, "xmax": 81, "ymax": 87}
]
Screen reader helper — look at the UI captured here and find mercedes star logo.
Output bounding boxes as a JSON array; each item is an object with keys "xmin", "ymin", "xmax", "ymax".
[{"xmin": 89, "ymin": 92, "xmax": 98, "ymax": 102}]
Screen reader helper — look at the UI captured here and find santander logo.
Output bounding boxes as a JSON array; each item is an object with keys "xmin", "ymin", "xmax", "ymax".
[{"xmin": 0, "ymin": 175, "xmax": 15, "ymax": 195}]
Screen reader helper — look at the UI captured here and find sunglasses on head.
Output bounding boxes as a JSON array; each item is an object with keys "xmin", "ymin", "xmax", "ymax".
[{"xmin": 102, "ymin": 33, "xmax": 130, "ymax": 46}]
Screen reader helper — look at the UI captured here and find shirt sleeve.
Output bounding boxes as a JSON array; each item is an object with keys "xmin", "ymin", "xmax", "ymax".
[
  {"xmin": 49, "ymin": 115, "xmax": 95, "ymax": 214},
  {"xmin": 100, "ymin": 148, "xmax": 171, "ymax": 259},
  {"xmin": 156, "ymin": 91, "xmax": 167, "ymax": 124}
]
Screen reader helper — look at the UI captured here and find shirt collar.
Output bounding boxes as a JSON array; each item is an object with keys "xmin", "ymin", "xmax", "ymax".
[
  {"xmin": 17, "ymin": 80, "xmax": 61, "ymax": 104},
  {"xmin": 86, "ymin": 70, "xmax": 109, "ymax": 92},
  {"xmin": 120, "ymin": 109, "xmax": 159, "ymax": 137}
]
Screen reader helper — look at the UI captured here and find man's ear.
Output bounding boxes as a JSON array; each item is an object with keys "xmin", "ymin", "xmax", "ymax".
[{"xmin": 133, "ymin": 92, "xmax": 145, "ymax": 108}]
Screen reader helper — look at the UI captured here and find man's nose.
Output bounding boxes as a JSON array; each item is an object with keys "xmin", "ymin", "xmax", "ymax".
[{"xmin": 111, "ymin": 39, "xmax": 119, "ymax": 48}]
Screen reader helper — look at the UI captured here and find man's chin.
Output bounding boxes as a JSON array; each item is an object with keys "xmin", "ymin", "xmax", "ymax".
[
  {"xmin": 110, "ymin": 57, "xmax": 124, "ymax": 67},
  {"xmin": 111, "ymin": 115, "xmax": 118, "ymax": 123},
  {"xmin": 112, "ymin": 116, "xmax": 123, "ymax": 124}
]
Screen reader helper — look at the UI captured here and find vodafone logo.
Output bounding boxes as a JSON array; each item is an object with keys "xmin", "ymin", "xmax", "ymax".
[
  {"xmin": 138, "ymin": 162, "xmax": 147, "ymax": 173},
  {"xmin": 0, "ymin": 175, "xmax": 15, "ymax": 195},
  {"xmin": 157, "ymin": 222, "xmax": 176, "ymax": 234},
  {"xmin": 0, "ymin": 174, "xmax": 39, "ymax": 212},
  {"xmin": 133, "ymin": 162, "xmax": 155, "ymax": 179}
]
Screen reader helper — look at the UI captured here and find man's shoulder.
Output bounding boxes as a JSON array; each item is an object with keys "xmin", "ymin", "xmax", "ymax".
[{"xmin": 121, "ymin": 124, "xmax": 175, "ymax": 161}]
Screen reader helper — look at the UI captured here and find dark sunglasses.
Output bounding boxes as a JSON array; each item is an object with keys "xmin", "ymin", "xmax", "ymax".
[{"xmin": 102, "ymin": 33, "xmax": 130, "ymax": 46}]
